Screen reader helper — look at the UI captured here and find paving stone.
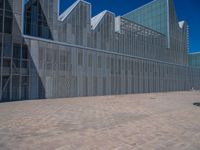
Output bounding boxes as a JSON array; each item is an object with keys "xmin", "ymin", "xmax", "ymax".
[{"xmin": 0, "ymin": 91, "xmax": 200, "ymax": 150}]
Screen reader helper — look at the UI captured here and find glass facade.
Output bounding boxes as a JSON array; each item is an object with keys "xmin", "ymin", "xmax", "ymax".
[
  {"xmin": 0, "ymin": 0, "xmax": 31, "ymax": 101},
  {"xmin": 123, "ymin": 0, "xmax": 168, "ymax": 36},
  {"xmin": 123, "ymin": 0, "xmax": 188, "ymax": 65},
  {"xmin": 24, "ymin": 0, "xmax": 52, "ymax": 39}
]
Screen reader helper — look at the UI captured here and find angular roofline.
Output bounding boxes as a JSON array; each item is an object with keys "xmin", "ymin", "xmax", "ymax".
[
  {"xmin": 58, "ymin": 0, "xmax": 91, "ymax": 21},
  {"xmin": 123, "ymin": 0, "xmax": 164, "ymax": 17},
  {"xmin": 178, "ymin": 21, "xmax": 186, "ymax": 28},
  {"xmin": 91, "ymin": 10, "xmax": 115, "ymax": 30},
  {"xmin": 189, "ymin": 52, "xmax": 200, "ymax": 55}
]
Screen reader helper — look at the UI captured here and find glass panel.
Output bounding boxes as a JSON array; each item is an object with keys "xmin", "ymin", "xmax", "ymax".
[
  {"xmin": 13, "ymin": 59, "xmax": 20, "ymax": 68},
  {"xmin": 12, "ymin": 75, "xmax": 20, "ymax": 100},
  {"xmin": 21, "ymin": 76, "xmax": 29, "ymax": 100},
  {"xmin": 0, "ymin": 9, "xmax": 3, "ymax": 15},
  {"xmin": 21, "ymin": 60, "xmax": 28, "ymax": 68},
  {"xmin": 24, "ymin": 0, "xmax": 52, "ymax": 39},
  {"xmin": 0, "ymin": 15, "xmax": 2, "ymax": 33},
  {"xmin": 22, "ymin": 45, "xmax": 28, "ymax": 59},
  {"xmin": 0, "ymin": 44, "xmax": 1, "ymax": 59},
  {"xmin": 13, "ymin": 43, "xmax": 21, "ymax": 59},
  {"xmin": 5, "ymin": 0, "xmax": 12, "ymax": 11},
  {"xmin": 2, "ymin": 76, "xmax": 10, "ymax": 101},
  {"xmin": 3, "ymin": 58, "xmax": 11, "ymax": 67},
  {"xmin": 4, "ymin": 17, "xmax": 12, "ymax": 34},
  {"xmin": 123, "ymin": 0, "xmax": 167, "ymax": 35},
  {"xmin": 0, "ymin": 0, "xmax": 3, "ymax": 9},
  {"xmin": 3, "ymin": 35, "xmax": 12, "ymax": 57},
  {"xmin": 5, "ymin": 10, "xmax": 12, "ymax": 17}
]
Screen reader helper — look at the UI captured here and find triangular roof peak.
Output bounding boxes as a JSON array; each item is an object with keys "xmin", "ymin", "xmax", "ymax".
[
  {"xmin": 179, "ymin": 21, "xmax": 185, "ymax": 28},
  {"xmin": 91, "ymin": 10, "xmax": 115, "ymax": 30},
  {"xmin": 58, "ymin": 0, "xmax": 90, "ymax": 21}
]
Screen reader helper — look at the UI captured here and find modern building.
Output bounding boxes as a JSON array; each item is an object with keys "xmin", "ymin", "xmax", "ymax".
[
  {"xmin": 189, "ymin": 52, "xmax": 200, "ymax": 68},
  {"xmin": 0, "ymin": 0, "xmax": 200, "ymax": 101}
]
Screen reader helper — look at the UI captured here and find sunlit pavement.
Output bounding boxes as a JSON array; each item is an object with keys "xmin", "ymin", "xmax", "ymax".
[{"xmin": 0, "ymin": 91, "xmax": 200, "ymax": 150}]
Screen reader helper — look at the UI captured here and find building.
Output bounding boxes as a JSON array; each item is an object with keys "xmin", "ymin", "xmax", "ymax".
[
  {"xmin": 189, "ymin": 52, "xmax": 200, "ymax": 68},
  {"xmin": 0, "ymin": 0, "xmax": 200, "ymax": 101}
]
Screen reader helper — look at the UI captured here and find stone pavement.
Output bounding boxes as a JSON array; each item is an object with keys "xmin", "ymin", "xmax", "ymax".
[{"xmin": 0, "ymin": 91, "xmax": 200, "ymax": 150}]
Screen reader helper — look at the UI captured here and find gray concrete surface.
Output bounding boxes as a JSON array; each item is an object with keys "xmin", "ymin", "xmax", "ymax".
[{"xmin": 0, "ymin": 91, "xmax": 200, "ymax": 150}]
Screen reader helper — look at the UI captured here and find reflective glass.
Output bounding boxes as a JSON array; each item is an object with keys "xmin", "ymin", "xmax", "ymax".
[
  {"xmin": 0, "ymin": 34, "xmax": 2, "ymax": 58},
  {"xmin": 3, "ymin": 35, "xmax": 12, "ymax": 57},
  {"xmin": 0, "ymin": 15, "xmax": 2, "ymax": 32},
  {"xmin": 5, "ymin": 0, "xmax": 12, "ymax": 11},
  {"xmin": 22, "ymin": 45, "xmax": 28, "ymax": 59},
  {"xmin": 4, "ymin": 17, "xmax": 12, "ymax": 34},
  {"xmin": 123, "ymin": 0, "xmax": 167, "ymax": 35},
  {"xmin": 0, "ymin": 0, "xmax": 3, "ymax": 9},
  {"xmin": 24, "ymin": 0, "xmax": 52, "ymax": 39},
  {"xmin": 13, "ymin": 44, "xmax": 21, "ymax": 59}
]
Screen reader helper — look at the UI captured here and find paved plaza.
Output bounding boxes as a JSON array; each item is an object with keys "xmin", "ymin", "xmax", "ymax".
[{"xmin": 0, "ymin": 91, "xmax": 200, "ymax": 150}]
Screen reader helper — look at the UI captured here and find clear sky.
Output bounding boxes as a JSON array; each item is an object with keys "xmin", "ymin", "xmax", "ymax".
[{"xmin": 60, "ymin": 0, "xmax": 200, "ymax": 53}]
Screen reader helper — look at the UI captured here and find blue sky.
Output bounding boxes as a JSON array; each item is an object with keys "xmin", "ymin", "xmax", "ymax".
[{"xmin": 60, "ymin": 0, "xmax": 200, "ymax": 53}]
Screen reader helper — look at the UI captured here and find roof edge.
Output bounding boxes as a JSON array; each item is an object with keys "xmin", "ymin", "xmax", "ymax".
[
  {"xmin": 91, "ymin": 10, "xmax": 115, "ymax": 30},
  {"xmin": 58, "ymin": 0, "xmax": 91, "ymax": 21}
]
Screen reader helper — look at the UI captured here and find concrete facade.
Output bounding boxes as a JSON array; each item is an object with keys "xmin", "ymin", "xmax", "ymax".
[{"xmin": 0, "ymin": 0, "xmax": 200, "ymax": 101}]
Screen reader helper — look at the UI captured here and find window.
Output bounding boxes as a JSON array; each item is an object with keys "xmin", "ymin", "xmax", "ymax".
[
  {"xmin": 0, "ymin": 0, "xmax": 3, "ymax": 9},
  {"xmin": 21, "ymin": 76, "xmax": 29, "ymax": 99},
  {"xmin": 0, "ymin": 34, "xmax": 2, "ymax": 57},
  {"xmin": 3, "ymin": 35, "xmax": 12, "ymax": 57},
  {"xmin": 0, "ymin": 15, "xmax": 2, "ymax": 32},
  {"xmin": 4, "ymin": 17, "xmax": 12, "ymax": 34},
  {"xmin": 5, "ymin": 10, "xmax": 12, "ymax": 17},
  {"xmin": 13, "ymin": 44, "xmax": 21, "ymax": 59},
  {"xmin": 3, "ymin": 58, "xmax": 11, "ymax": 67},
  {"xmin": 13, "ymin": 59, "xmax": 20, "ymax": 68},
  {"xmin": 78, "ymin": 50, "xmax": 83, "ymax": 66},
  {"xmin": 21, "ymin": 60, "xmax": 28, "ymax": 68},
  {"xmin": 5, "ymin": 0, "xmax": 11, "ymax": 11},
  {"xmin": 12, "ymin": 76, "xmax": 20, "ymax": 100},
  {"xmin": 24, "ymin": 0, "xmax": 52, "ymax": 39},
  {"xmin": 25, "ymin": 7, "xmax": 31, "ymax": 35},
  {"xmin": 0, "ymin": 41, "xmax": 2, "ymax": 58},
  {"xmin": 22, "ymin": 45, "xmax": 28, "ymax": 59}
]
